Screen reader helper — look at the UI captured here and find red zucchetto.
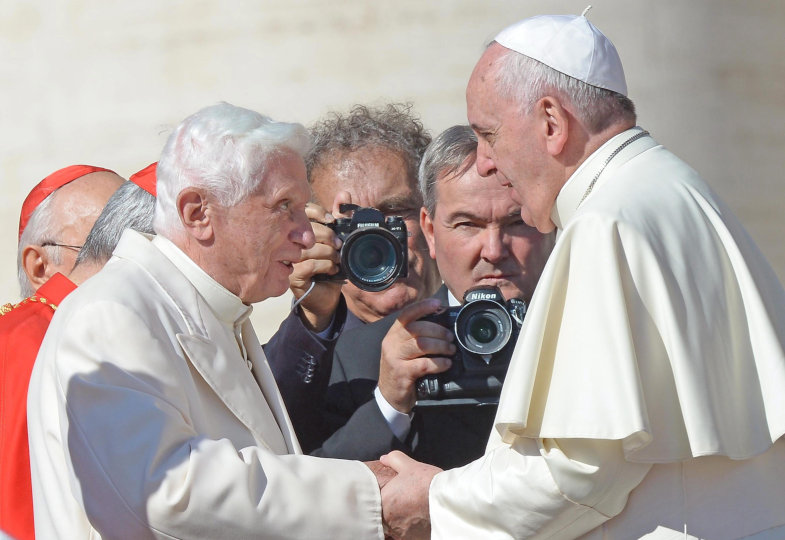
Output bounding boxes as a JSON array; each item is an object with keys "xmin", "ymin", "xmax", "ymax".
[
  {"xmin": 18, "ymin": 165, "xmax": 114, "ymax": 240},
  {"xmin": 129, "ymin": 162, "xmax": 157, "ymax": 197}
]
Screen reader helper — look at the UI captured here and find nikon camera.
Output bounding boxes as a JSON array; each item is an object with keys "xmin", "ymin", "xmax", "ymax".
[
  {"xmin": 314, "ymin": 205, "xmax": 408, "ymax": 292},
  {"xmin": 415, "ymin": 286, "xmax": 526, "ymax": 407}
]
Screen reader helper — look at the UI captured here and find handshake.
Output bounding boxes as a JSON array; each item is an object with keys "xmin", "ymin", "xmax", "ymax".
[
  {"xmin": 366, "ymin": 452, "xmax": 441, "ymax": 540},
  {"xmin": 362, "ymin": 287, "xmax": 523, "ymax": 539}
]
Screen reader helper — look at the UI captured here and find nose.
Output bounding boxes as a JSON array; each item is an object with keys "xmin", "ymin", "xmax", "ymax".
[
  {"xmin": 480, "ymin": 227, "xmax": 508, "ymax": 264},
  {"xmin": 475, "ymin": 139, "xmax": 498, "ymax": 178},
  {"xmin": 292, "ymin": 211, "xmax": 316, "ymax": 250}
]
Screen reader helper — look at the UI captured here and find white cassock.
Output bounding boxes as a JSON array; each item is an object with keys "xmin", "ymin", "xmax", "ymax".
[
  {"xmin": 27, "ymin": 231, "xmax": 383, "ymax": 539},
  {"xmin": 429, "ymin": 128, "xmax": 785, "ymax": 539}
]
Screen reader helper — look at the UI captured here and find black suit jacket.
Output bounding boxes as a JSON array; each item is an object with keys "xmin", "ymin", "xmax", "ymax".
[
  {"xmin": 264, "ymin": 295, "xmax": 363, "ymax": 452},
  {"xmin": 310, "ymin": 285, "xmax": 498, "ymax": 468}
]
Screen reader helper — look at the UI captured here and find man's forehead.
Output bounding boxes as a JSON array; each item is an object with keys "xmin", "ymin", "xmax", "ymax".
[
  {"xmin": 261, "ymin": 173, "xmax": 309, "ymax": 201},
  {"xmin": 312, "ymin": 147, "xmax": 415, "ymax": 205},
  {"xmin": 53, "ymin": 172, "xmax": 124, "ymax": 214},
  {"xmin": 466, "ymin": 93, "xmax": 495, "ymax": 132},
  {"xmin": 438, "ymin": 196, "xmax": 521, "ymax": 223},
  {"xmin": 467, "ymin": 47, "xmax": 508, "ymax": 112},
  {"xmin": 324, "ymin": 147, "xmax": 407, "ymax": 179},
  {"xmin": 437, "ymin": 170, "xmax": 517, "ymax": 210},
  {"xmin": 374, "ymin": 191, "xmax": 420, "ymax": 210},
  {"xmin": 256, "ymin": 156, "xmax": 309, "ymax": 200}
]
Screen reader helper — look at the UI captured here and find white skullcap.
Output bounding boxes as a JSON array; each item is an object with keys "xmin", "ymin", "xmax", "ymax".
[{"xmin": 494, "ymin": 10, "xmax": 628, "ymax": 96}]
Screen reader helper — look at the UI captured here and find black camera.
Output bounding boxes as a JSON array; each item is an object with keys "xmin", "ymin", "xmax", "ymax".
[
  {"xmin": 415, "ymin": 286, "xmax": 526, "ymax": 406},
  {"xmin": 313, "ymin": 205, "xmax": 408, "ymax": 292}
]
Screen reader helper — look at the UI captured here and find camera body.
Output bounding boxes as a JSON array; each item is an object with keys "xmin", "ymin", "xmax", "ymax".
[
  {"xmin": 314, "ymin": 206, "xmax": 408, "ymax": 292},
  {"xmin": 416, "ymin": 286, "xmax": 526, "ymax": 407}
]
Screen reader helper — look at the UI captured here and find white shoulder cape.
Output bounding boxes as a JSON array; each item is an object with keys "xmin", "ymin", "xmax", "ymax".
[{"xmin": 495, "ymin": 130, "xmax": 785, "ymax": 462}]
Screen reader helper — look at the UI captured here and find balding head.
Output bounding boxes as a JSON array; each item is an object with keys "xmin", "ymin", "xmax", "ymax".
[{"xmin": 17, "ymin": 170, "xmax": 125, "ymax": 297}]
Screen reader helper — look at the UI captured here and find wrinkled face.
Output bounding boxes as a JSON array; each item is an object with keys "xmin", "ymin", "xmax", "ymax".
[
  {"xmin": 422, "ymin": 162, "xmax": 554, "ymax": 303},
  {"xmin": 466, "ymin": 44, "xmax": 559, "ymax": 233},
  {"xmin": 210, "ymin": 151, "xmax": 315, "ymax": 304},
  {"xmin": 311, "ymin": 147, "xmax": 439, "ymax": 322},
  {"xmin": 45, "ymin": 171, "xmax": 125, "ymax": 275}
]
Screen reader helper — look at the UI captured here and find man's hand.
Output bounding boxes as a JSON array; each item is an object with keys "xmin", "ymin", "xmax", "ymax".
[
  {"xmin": 378, "ymin": 299, "xmax": 455, "ymax": 413},
  {"xmin": 289, "ymin": 202, "xmax": 343, "ymax": 332},
  {"xmin": 364, "ymin": 459, "xmax": 398, "ymax": 490},
  {"xmin": 380, "ymin": 451, "xmax": 441, "ymax": 540}
]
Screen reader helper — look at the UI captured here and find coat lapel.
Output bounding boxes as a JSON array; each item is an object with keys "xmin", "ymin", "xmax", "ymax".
[
  {"xmin": 113, "ymin": 231, "xmax": 292, "ymax": 454},
  {"xmin": 243, "ymin": 321, "xmax": 302, "ymax": 454},
  {"xmin": 177, "ymin": 332, "xmax": 289, "ymax": 454}
]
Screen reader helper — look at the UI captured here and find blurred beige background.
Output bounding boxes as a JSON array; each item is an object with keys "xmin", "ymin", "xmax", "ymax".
[{"xmin": 2, "ymin": 0, "xmax": 783, "ymax": 341}]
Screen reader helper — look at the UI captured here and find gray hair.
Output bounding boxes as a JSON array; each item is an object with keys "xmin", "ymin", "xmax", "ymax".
[
  {"xmin": 493, "ymin": 44, "xmax": 636, "ymax": 133},
  {"xmin": 306, "ymin": 103, "xmax": 431, "ymax": 193},
  {"xmin": 419, "ymin": 125, "xmax": 478, "ymax": 216},
  {"xmin": 16, "ymin": 195, "xmax": 61, "ymax": 298},
  {"xmin": 76, "ymin": 181, "xmax": 156, "ymax": 266},
  {"xmin": 154, "ymin": 102, "xmax": 311, "ymax": 239}
]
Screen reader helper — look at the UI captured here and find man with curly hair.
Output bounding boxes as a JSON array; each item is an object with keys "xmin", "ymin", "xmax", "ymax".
[{"xmin": 265, "ymin": 103, "xmax": 443, "ymax": 452}]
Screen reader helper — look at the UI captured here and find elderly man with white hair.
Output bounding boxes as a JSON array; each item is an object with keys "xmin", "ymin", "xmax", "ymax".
[
  {"xmin": 27, "ymin": 102, "xmax": 387, "ymax": 539},
  {"xmin": 379, "ymin": 12, "xmax": 785, "ymax": 540}
]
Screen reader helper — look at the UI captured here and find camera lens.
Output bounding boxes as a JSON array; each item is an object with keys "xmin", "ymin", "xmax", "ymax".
[
  {"xmin": 468, "ymin": 315, "xmax": 498, "ymax": 344},
  {"xmin": 356, "ymin": 240, "xmax": 385, "ymax": 269},
  {"xmin": 455, "ymin": 301, "xmax": 512, "ymax": 356},
  {"xmin": 342, "ymin": 228, "xmax": 403, "ymax": 291}
]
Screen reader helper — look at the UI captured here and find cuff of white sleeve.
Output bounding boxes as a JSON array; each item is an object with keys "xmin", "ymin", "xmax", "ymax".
[{"xmin": 374, "ymin": 386, "xmax": 413, "ymax": 441}]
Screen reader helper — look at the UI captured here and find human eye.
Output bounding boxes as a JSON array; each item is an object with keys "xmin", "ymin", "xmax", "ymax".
[
  {"xmin": 476, "ymin": 128, "xmax": 497, "ymax": 147},
  {"xmin": 381, "ymin": 204, "xmax": 418, "ymax": 221},
  {"xmin": 273, "ymin": 199, "xmax": 296, "ymax": 216},
  {"xmin": 509, "ymin": 217, "xmax": 526, "ymax": 227},
  {"xmin": 453, "ymin": 220, "xmax": 479, "ymax": 230},
  {"xmin": 397, "ymin": 208, "xmax": 419, "ymax": 221},
  {"xmin": 501, "ymin": 215, "xmax": 526, "ymax": 231}
]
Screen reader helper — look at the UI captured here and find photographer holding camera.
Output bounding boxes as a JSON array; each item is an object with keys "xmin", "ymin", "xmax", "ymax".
[
  {"xmin": 265, "ymin": 103, "xmax": 442, "ymax": 451},
  {"xmin": 301, "ymin": 125, "xmax": 555, "ymax": 468}
]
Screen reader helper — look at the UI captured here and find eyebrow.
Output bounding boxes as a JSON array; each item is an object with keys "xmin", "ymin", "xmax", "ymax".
[
  {"xmin": 444, "ymin": 210, "xmax": 522, "ymax": 223},
  {"xmin": 444, "ymin": 210, "xmax": 485, "ymax": 223},
  {"xmin": 470, "ymin": 123, "xmax": 492, "ymax": 135},
  {"xmin": 268, "ymin": 185, "xmax": 307, "ymax": 206},
  {"xmin": 375, "ymin": 194, "xmax": 422, "ymax": 213}
]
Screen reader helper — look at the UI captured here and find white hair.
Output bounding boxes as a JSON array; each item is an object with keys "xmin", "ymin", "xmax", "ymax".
[
  {"xmin": 154, "ymin": 102, "xmax": 312, "ymax": 238},
  {"xmin": 16, "ymin": 194, "xmax": 61, "ymax": 298},
  {"xmin": 492, "ymin": 44, "xmax": 636, "ymax": 133}
]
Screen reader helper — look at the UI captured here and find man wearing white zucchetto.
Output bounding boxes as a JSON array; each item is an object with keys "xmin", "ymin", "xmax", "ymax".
[{"xmin": 379, "ymin": 9, "xmax": 785, "ymax": 540}]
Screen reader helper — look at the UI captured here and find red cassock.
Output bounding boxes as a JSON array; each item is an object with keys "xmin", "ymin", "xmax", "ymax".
[{"xmin": 0, "ymin": 273, "xmax": 76, "ymax": 540}]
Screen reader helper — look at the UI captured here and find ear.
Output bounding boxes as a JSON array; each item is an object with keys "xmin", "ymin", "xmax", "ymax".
[
  {"xmin": 420, "ymin": 207, "xmax": 437, "ymax": 260},
  {"xmin": 22, "ymin": 244, "xmax": 51, "ymax": 293},
  {"xmin": 177, "ymin": 188, "xmax": 214, "ymax": 242},
  {"xmin": 538, "ymin": 96, "xmax": 569, "ymax": 156}
]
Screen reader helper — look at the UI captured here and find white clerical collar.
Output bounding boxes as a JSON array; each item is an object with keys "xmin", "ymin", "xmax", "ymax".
[
  {"xmin": 153, "ymin": 235, "xmax": 252, "ymax": 326},
  {"xmin": 447, "ymin": 289, "xmax": 461, "ymax": 307},
  {"xmin": 551, "ymin": 127, "xmax": 654, "ymax": 230}
]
